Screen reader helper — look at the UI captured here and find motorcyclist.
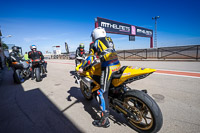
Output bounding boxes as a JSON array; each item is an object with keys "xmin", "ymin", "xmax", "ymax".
[
  {"xmin": 78, "ymin": 27, "xmax": 121, "ymax": 128},
  {"xmin": 75, "ymin": 43, "xmax": 86, "ymax": 66},
  {"xmin": 9, "ymin": 46, "xmax": 22, "ymax": 64},
  {"xmin": 28, "ymin": 45, "xmax": 47, "ymax": 80},
  {"xmin": 76, "ymin": 43, "xmax": 85, "ymax": 57}
]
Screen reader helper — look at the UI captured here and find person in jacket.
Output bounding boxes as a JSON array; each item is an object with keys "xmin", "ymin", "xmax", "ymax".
[
  {"xmin": 79, "ymin": 27, "xmax": 121, "ymax": 127},
  {"xmin": 28, "ymin": 45, "xmax": 47, "ymax": 79}
]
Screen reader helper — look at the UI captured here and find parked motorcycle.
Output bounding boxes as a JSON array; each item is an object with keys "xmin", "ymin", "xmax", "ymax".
[
  {"xmin": 11, "ymin": 60, "xmax": 31, "ymax": 84},
  {"xmin": 76, "ymin": 62, "xmax": 163, "ymax": 133},
  {"xmin": 32, "ymin": 60, "xmax": 46, "ymax": 82}
]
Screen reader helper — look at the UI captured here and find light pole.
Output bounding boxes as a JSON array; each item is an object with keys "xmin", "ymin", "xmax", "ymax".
[{"xmin": 152, "ymin": 16, "xmax": 160, "ymax": 48}]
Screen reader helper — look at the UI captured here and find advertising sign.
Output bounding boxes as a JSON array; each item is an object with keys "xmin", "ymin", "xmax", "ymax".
[
  {"xmin": 135, "ymin": 27, "xmax": 153, "ymax": 37},
  {"xmin": 97, "ymin": 17, "xmax": 131, "ymax": 35},
  {"xmin": 97, "ymin": 17, "xmax": 153, "ymax": 37}
]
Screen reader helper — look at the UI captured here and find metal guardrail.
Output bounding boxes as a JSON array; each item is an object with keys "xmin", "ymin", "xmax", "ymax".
[
  {"xmin": 157, "ymin": 45, "xmax": 199, "ymax": 60},
  {"xmin": 116, "ymin": 45, "xmax": 200, "ymax": 61},
  {"xmin": 117, "ymin": 49, "xmax": 147, "ymax": 60},
  {"xmin": 50, "ymin": 54, "xmax": 69, "ymax": 59},
  {"xmin": 49, "ymin": 45, "xmax": 200, "ymax": 61}
]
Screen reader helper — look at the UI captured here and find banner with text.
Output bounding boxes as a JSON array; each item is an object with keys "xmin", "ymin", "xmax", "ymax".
[{"xmin": 97, "ymin": 17, "xmax": 153, "ymax": 37}]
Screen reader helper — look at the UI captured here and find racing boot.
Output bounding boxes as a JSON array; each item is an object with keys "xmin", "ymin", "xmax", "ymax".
[{"xmin": 92, "ymin": 111, "xmax": 110, "ymax": 128}]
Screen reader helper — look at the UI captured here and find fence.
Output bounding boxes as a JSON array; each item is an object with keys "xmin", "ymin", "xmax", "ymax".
[
  {"xmin": 50, "ymin": 54, "xmax": 69, "ymax": 59},
  {"xmin": 116, "ymin": 45, "xmax": 200, "ymax": 61},
  {"xmin": 50, "ymin": 45, "xmax": 200, "ymax": 61}
]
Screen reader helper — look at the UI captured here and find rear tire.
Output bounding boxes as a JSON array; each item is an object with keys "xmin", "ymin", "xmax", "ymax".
[
  {"xmin": 35, "ymin": 67, "xmax": 41, "ymax": 82},
  {"xmin": 123, "ymin": 90, "xmax": 163, "ymax": 133},
  {"xmin": 80, "ymin": 81, "xmax": 93, "ymax": 100}
]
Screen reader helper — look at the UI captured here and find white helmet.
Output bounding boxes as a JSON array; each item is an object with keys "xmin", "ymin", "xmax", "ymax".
[
  {"xmin": 30, "ymin": 45, "xmax": 37, "ymax": 50},
  {"xmin": 91, "ymin": 27, "xmax": 106, "ymax": 41}
]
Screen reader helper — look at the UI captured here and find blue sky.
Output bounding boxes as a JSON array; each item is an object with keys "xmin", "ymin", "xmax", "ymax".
[{"xmin": 1, "ymin": 0, "xmax": 200, "ymax": 54}]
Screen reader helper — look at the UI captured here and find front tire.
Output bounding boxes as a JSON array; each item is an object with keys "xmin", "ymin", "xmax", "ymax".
[
  {"xmin": 80, "ymin": 81, "xmax": 93, "ymax": 100},
  {"xmin": 123, "ymin": 90, "xmax": 163, "ymax": 133},
  {"xmin": 14, "ymin": 69, "xmax": 24, "ymax": 84},
  {"xmin": 35, "ymin": 67, "xmax": 41, "ymax": 82}
]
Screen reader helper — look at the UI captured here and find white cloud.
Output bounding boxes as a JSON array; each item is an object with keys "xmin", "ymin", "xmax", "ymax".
[{"xmin": 24, "ymin": 37, "xmax": 49, "ymax": 43}]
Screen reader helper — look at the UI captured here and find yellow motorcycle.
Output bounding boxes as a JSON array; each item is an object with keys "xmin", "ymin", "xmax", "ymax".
[{"xmin": 76, "ymin": 61, "xmax": 163, "ymax": 133}]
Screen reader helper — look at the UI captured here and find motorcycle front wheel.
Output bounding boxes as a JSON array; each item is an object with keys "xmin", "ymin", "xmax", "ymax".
[
  {"xmin": 123, "ymin": 90, "xmax": 163, "ymax": 133},
  {"xmin": 80, "ymin": 81, "xmax": 93, "ymax": 100},
  {"xmin": 35, "ymin": 67, "xmax": 41, "ymax": 82},
  {"xmin": 14, "ymin": 69, "xmax": 24, "ymax": 84}
]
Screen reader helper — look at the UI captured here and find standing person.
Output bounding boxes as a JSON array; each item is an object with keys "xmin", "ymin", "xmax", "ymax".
[
  {"xmin": 24, "ymin": 52, "xmax": 29, "ymax": 60},
  {"xmin": 28, "ymin": 45, "xmax": 45, "ymax": 80},
  {"xmin": 75, "ymin": 43, "xmax": 85, "ymax": 66},
  {"xmin": 76, "ymin": 43, "xmax": 85, "ymax": 57},
  {"xmin": 80, "ymin": 27, "xmax": 121, "ymax": 127}
]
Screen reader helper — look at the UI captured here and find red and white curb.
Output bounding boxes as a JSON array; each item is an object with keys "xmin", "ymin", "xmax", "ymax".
[{"xmin": 155, "ymin": 69, "xmax": 200, "ymax": 78}]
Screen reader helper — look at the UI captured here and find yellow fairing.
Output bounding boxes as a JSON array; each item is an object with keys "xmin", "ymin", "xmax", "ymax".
[
  {"xmin": 85, "ymin": 63, "xmax": 101, "ymax": 92},
  {"xmin": 86, "ymin": 63, "xmax": 101, "ymax": 76},
  {"xmin": 112, "ymin": 66, "xmax": 156, "ymax": 87},
  {"xmin": 77, "ymin": 63, "xmax": 156, "ymax": 91},
  {"xmin": 76, "ymin": 62, "xmax": 101, "ymax": 76}
]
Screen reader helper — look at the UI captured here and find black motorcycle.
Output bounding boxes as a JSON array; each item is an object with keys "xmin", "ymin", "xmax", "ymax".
[
  {"xmin": 32, "ymin": 59, "xmax": 46, "ymax": 82},
  {"xmin": 11, "ymin": 60, "xmax": 31, "ymax": 84}
]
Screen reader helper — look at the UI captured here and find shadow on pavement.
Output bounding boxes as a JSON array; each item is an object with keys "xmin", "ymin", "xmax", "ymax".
[
  {"xmin": 66, "ymin": 86, "xmax": 128, "ymax": 127},
  {"xmin": 65, "ymin": 87, "xmax": 100, "ymax": 120},
  {"xmin": 0, "ymin": 68, "xmax": 81, "ymax": 133},
  {"xmin": 68, "ymin": 70, "xmax": 128, "ymax": 127}
]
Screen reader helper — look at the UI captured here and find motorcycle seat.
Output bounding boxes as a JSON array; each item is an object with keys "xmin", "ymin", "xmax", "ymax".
[{"xmin": 112, "ymin": 66, "xmax": 127, "ymax": 79}]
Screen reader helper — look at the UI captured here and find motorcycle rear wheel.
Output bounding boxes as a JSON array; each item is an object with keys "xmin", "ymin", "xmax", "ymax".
[
  {"xmin": 80, "ymin": 81, "xmax": 93, "ymax": 100},
  {"xmin": 123, "ymin": 90, "xmax": 163, "ymax": 133}
]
